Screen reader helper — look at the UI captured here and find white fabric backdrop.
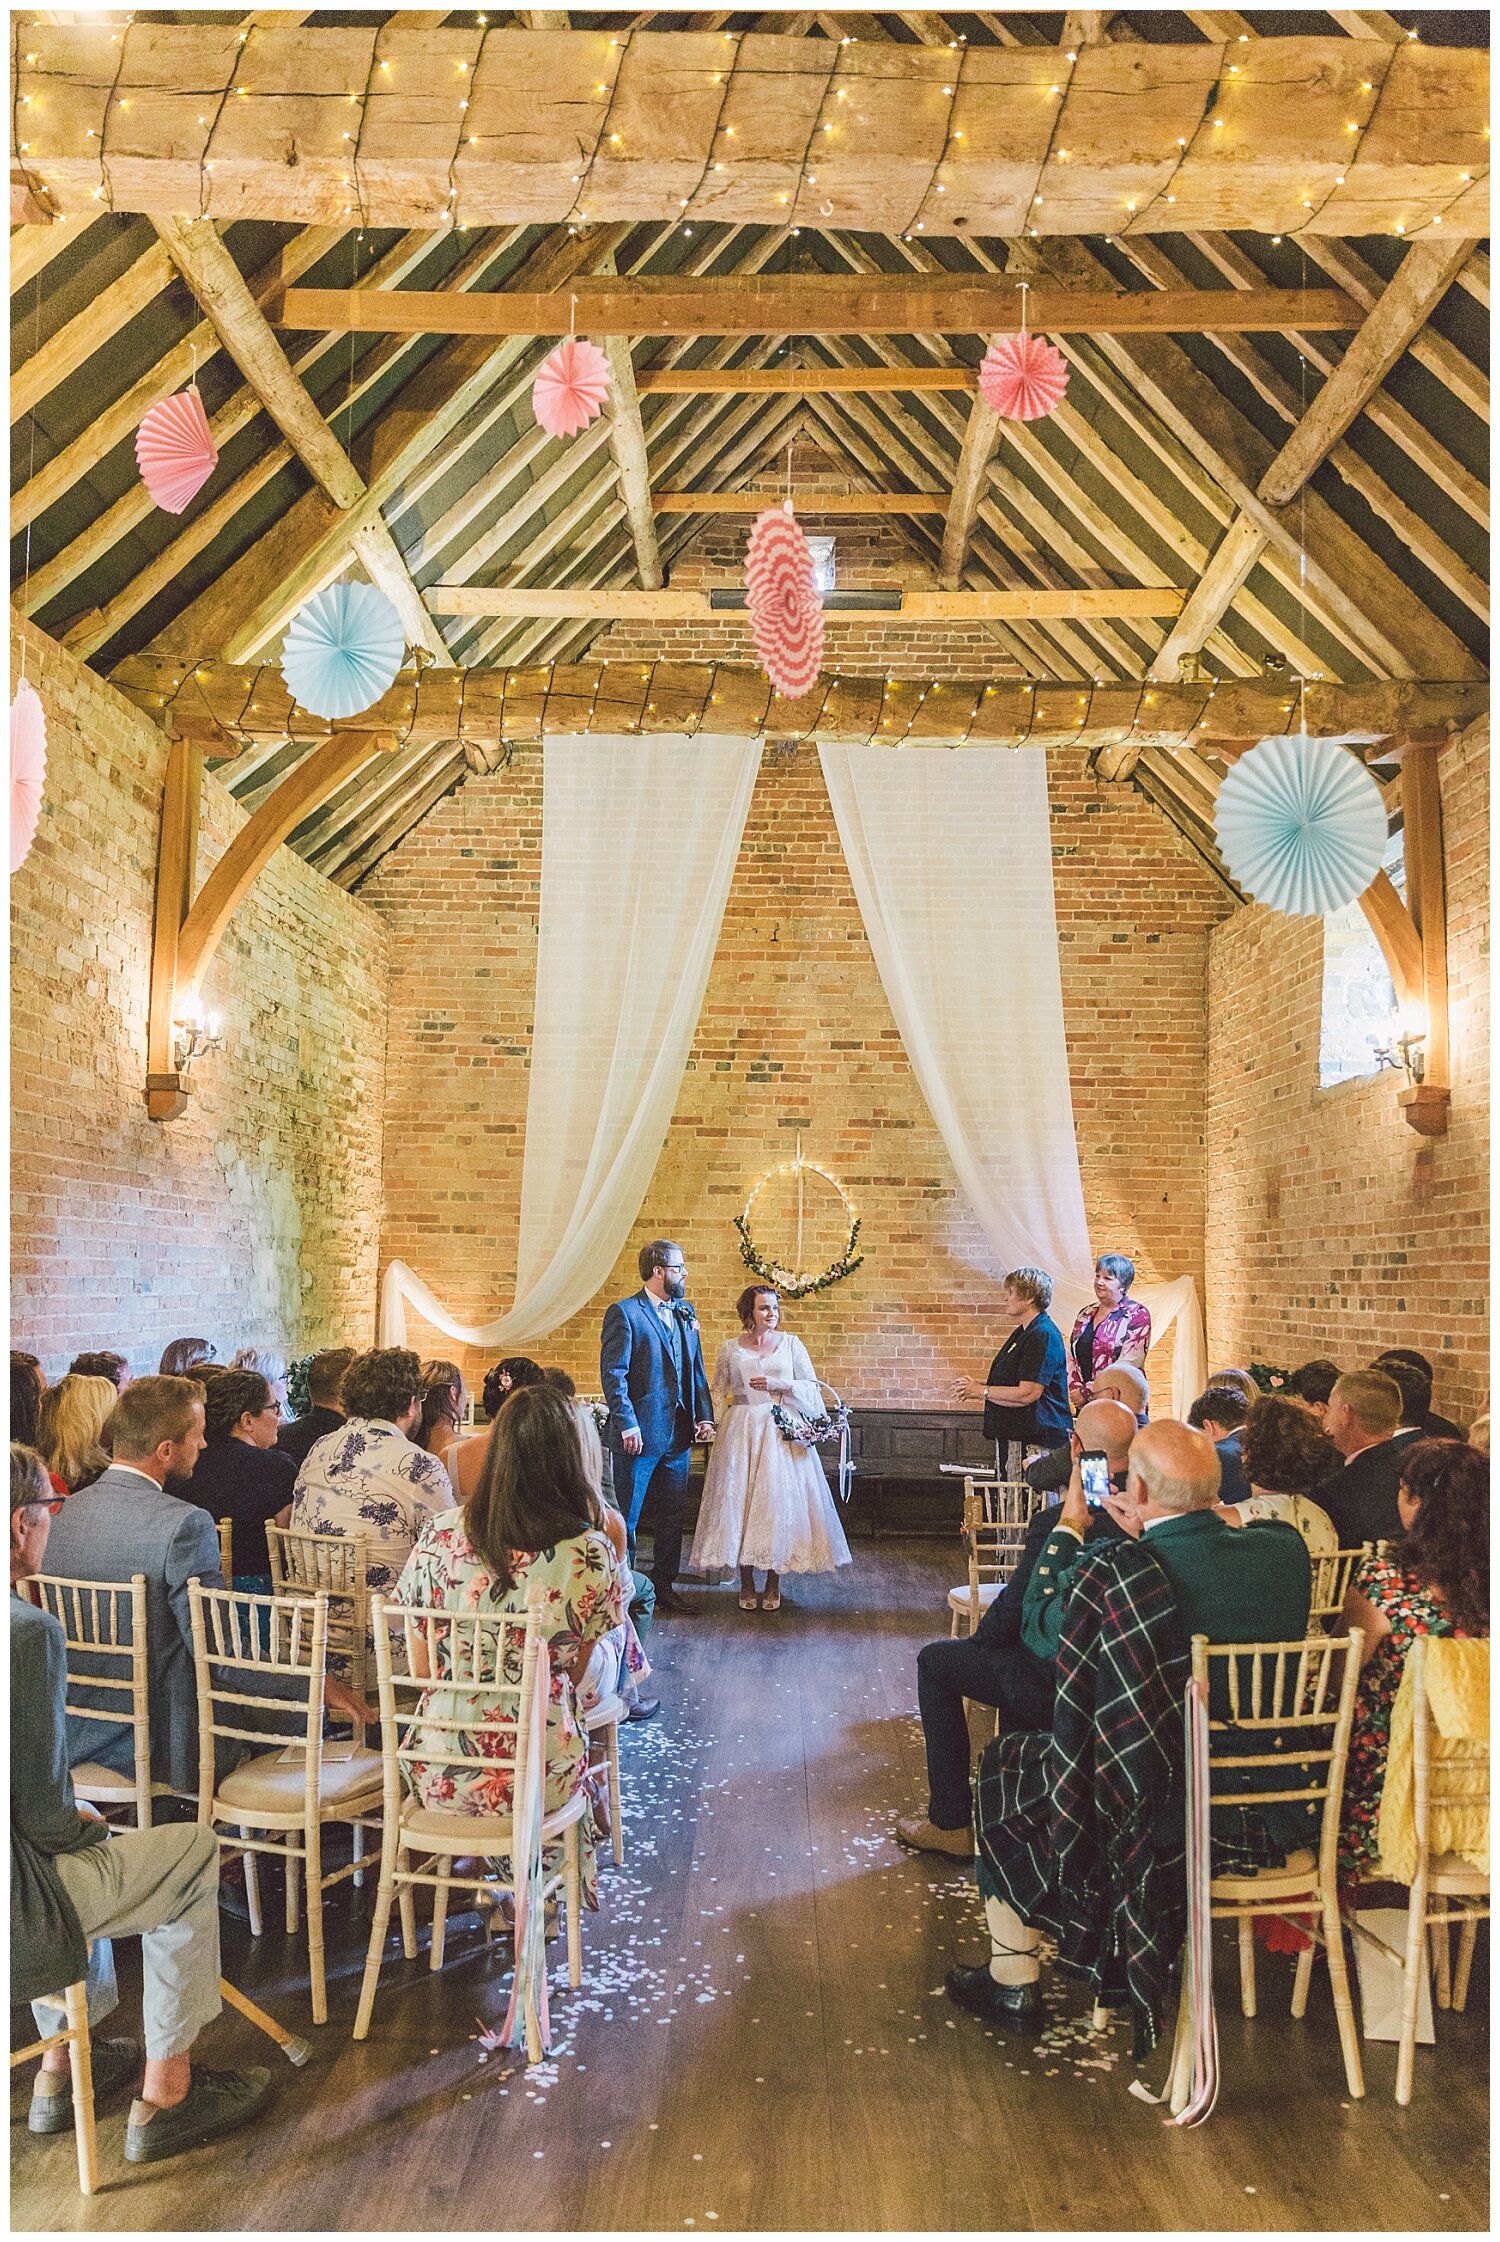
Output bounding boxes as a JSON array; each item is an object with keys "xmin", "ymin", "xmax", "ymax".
[
  {"xmin": 818, "ymin": 744, "xmax": 1206, "ymax": 1414},
  {"xmin": 380, "ymin": 733, "xmax": 762, "ymax": 1349}
]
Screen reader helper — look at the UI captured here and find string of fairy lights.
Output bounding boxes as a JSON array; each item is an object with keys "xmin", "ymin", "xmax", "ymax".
[{"xmin": 9, "ymin": 17, "xmax": 1484, "ymax": 246}]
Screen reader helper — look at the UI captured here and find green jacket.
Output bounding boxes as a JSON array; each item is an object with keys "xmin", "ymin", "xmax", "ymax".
[
  {"xmin": 1022, "ymin": 1508, "xmax": 1311, "ymax": 1672},
  {"xmin": 11, "ymin": 1594, "xmax": 111, "ymax": 2008}
]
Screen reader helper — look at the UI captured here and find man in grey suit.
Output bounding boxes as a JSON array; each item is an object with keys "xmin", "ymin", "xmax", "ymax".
[{"xmin": 42, "ymin": 1377, "xmax": 367, "ymax": 1799}]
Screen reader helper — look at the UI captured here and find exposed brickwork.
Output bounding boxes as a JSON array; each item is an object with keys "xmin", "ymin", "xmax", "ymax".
[
  {"xmin": 366, "ymin": 738, "xmax": 1230, "ymax": 1416},
  {"xmin": 1206, "ymin": 716, "xmax": 1489, "ymax": 1424},
  {"xmin": 10, "ymin": 620, "xmax": 390, "ymax": 1378}
]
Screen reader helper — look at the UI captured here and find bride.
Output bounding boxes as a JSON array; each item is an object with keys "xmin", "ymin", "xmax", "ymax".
[{"xmin": 690, "ymin": 1285, "xmax": 852, "ymax": 1611}]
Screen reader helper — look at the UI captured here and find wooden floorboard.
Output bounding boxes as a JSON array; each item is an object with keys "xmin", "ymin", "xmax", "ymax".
[{"xmin": 11, "ymin": 1540, "xmax": 1489, "ymax": 2231}]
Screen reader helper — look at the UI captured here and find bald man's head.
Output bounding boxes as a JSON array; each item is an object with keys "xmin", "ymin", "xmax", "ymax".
[
  {"xmin": 1075, "ymin": 1398, "xmax": 1137, "ymax": 1468},
  {"xmin": 1127, "ymin": 1419, "xmax": 1221, "ymax": 1516},
  {"xmin": 1091, "ymin": 1361, "xmax": 1148, "ymax": 1418}
]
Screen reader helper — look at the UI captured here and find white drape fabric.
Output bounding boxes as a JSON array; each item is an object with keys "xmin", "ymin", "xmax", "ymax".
[
  {"xmin": 818, "ymin": 745, "xmax": 1206, "ymax": 1414},
  {"xmin": 379, "ymin": 733, "xmax": 762, "ymax": 1349}
]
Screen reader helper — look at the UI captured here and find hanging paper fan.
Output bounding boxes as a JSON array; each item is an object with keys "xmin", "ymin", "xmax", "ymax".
[
  {"xmin": 1213, "ymin": 733, "xmax": 1388, "ymax": 917},
  {"xmin": 979, "ymin": 331, "xmax": 1069, "ymax": 422},
  {"xmin": 281, "ymin": 581, "xmax": 405, "ymax": 722},
  {"xmin": 745, "ymin": 503, "xmax": 825, "ymax": 700},
  {"xmin": 135, "ymin": 386, "xmax": 219, "ymax": 514},
  {"xmin": 10, "ymin": 679, "xmax": 47, "ymax": 874},
  {"xmin": 532, "ymin": 336, "xmax": 612, "ymax": 439}
]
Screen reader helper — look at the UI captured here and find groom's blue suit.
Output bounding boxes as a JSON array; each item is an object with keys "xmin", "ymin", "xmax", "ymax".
[{"xmin": 600, "ymin": 1289, "xmax": 713, "ymax": 1594}]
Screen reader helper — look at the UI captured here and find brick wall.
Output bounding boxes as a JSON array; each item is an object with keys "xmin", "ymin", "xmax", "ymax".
[
  {"xmin": 366, "ymin": 733, "xmax": 1229, "ymax": 1415},
  {"xmin": 10, "ymin": 619, "xmax": 390, "ymax": 1378},
  {"xmin": 1205, "ymin": 716, "xmax": 1489, "ymax": 1425}
]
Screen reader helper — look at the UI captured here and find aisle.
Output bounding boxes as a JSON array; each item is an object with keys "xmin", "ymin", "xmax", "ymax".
[{"xmin": 11, "ymin": 1542, "xmax": 1487, "ymax": 2232}]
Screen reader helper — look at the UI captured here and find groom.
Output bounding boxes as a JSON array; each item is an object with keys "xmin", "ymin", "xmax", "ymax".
[{"xmin": 600, "ymin": 1240, "xmax": 714, "ymax": 1615}]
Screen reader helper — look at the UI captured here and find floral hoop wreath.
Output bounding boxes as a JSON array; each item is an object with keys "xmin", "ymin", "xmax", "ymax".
[{"xmin": 733, "ymin": 1155, "xmax": 864, "ymax": 1301}]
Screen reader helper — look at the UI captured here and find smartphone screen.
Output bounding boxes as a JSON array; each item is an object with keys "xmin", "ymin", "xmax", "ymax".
[{"xmin": 1079, "ymin": 1452, "xmax": 1111, "ymax": 1508}]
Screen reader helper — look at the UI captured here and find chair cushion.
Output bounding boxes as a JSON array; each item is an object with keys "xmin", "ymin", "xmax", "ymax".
[
  {"xmin": 72, "ymin": 1764, "xmax": 139, "ymax": 1799},
  {"xmin": 582, "ymin": 1693, "xmax": 628, "ymax": 1733},
  {"xmin": 1429, "ymin": 1853, "xmax": 1489, "ymax": 1893},
  {"xmin": 947, "ymin": 1582, "xmax": 1002, "ymax": 1614},
  {"xmin": 397, "ymin": 1788, "xmax": 587, "ymax": 1856},
  {"xmin": 217, "ymin": 1746, "xmax": 384, "ymax": 1816}
]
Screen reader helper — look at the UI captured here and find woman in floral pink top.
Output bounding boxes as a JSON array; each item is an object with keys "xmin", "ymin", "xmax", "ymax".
[
  {"xmin": 395, "ymin": 1385, "xmax": 629, "ymax": 1907},
  {"xmin": 1067, "ymin": 1253, "xmax": 1152, "ymax": 1411}
]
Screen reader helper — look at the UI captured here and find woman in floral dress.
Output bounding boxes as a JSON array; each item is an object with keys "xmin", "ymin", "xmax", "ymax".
[
  {"xmin": 395, "ymin": 1383, "xmax": 630, "ymax": 1906},
  {"xmin": 1338, "ymin": 1438, "xmax": 1489, "ymax": 1886}
]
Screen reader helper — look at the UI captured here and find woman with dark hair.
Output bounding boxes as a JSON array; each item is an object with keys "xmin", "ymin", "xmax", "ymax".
[
  {"xmin": 689, "ymin": 1285, "xmax": 850, "ymax": 1613},
  {"xmin": 159, "ymin": 1337, "xmax": 215, "ymax": 1379},
  {"xmin": 395, "ymin": 1384, "xmax": 627, "ymax": 1906},
  {"xmin": 11, "ymin": 1352, "xmax": 45, "ymax": 1452},
  {"xmin": 417, "ymin": 1359, "xmax": 468, "ymax": 1477},
  {"xmin": 1065, "ymin": 1254, "xmax": 1151, "ymax": 1411},
  {"xmin": 1338, "ymin": 1439, "xmax": 1489, "ymax": 1883},
  {"xmin": 182, "ymin": 1367, "xmax": 296, "ymax": 1592},
  {"xmin": 1221, "ymin": 1395, "xmax": 1339, "ymax": 1554},
  {"xmin": 447, "ymin": 1358, "xmax": 547, "ymax": 1503},
  {"xmin": 1287, "ymin": 1357, "xmax": 1342, "ymax": 1425}
]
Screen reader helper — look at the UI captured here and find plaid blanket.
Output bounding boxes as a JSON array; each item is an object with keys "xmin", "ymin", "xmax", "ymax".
[{"xmin": 975, "ymin": 1537, "xmax": 1187, "ymax": 2056}]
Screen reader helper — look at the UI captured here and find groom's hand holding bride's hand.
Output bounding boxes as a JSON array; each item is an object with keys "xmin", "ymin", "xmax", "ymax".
[{"xmin": 695, "ymin": 1420, "xmax": 715, "ymax": 1443}]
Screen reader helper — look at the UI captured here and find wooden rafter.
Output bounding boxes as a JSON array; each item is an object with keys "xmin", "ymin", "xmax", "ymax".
[
  {"xmin": 938, "ymin": 343, "xmax": 1001, "ymax": 589},
  {"xmin": 275, "ymin": 278, "xmax": 1361, "ymax": 340},
  {"xmin": 15, "ymin": 27, "xmax": 1488, "ymax": 237},
  {"xmin": 1147, "ymin": 515, "xmax": 1267, "ymax": 685},
  {"xmin": 427, "ymin": 586, "xmax": 1186, "ymax": 622},
  {"xmin": 151, "ymin": 216, "xmax": 450, "ymax": 664},
  {"xmin": 601, "ymin": 330, "xmax": 664, "ymax": 591}
]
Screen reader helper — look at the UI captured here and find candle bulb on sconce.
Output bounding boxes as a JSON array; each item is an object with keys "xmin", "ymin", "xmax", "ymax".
[{"xmin": 172, "ymin": 1003, "xmax": 225, "ymax": 1078}]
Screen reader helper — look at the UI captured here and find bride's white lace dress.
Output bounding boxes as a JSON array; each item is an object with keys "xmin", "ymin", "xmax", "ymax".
[{"xmin": 689, "ymin": 1333, "xmax": 853, "ymax": 1577}]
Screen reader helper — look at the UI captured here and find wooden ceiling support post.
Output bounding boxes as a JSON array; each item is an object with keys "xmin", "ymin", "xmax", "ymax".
[
  {"xmin": 1398, "ymin": 744, "xmax": 1451, "ymax": 1136},
  {"xmin": 145, "ymin": 733, "xmax": 202, "ymax": 1122},
  {"xmin": 146, "ymin": 731, "xmax": 387, "ymax": 1120}
]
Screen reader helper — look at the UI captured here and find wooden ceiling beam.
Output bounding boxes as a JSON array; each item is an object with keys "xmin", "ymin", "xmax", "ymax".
[
  {"xmin": 428, "ymin": 586, "xmax": 1186, "ymax": 622},
  {"xmin": 634, "ymin": 366, "xmax": 973, "ymax": 394},
  {"xmin": 9, "ymin": 211, "xmax": 95, "ymax": 294},
  {"xmin": 108, "ymin": 656, "xmax": 1485, "ymax": 759},
  {"xmin": 601, "ymin": 329, "xmax": 664, "ymax": 592},
  {"xmin": 1257, "ymin": 240, "xmax": 1478, "ymax": 508},
  {"xmin": 11, "ymin": 239, "xmax": 174, "ymax": 423},
  {"xmin": 652, "ymin": 491, "xmax": 944, "ymax": 515},
  {"xmin": 938, "ymin": 342, "xmax": 1001, "ymax": 590},
  {"xmin": 152, "ymin": 215, "xmax": 450, "ymax": 664},
  {"xmin": 1147, "ymin": 513, "xmax": 1267, "ymax": 684},
  {"xmin": 276, "ymin": 280, "xmax": 1361, "ymax": 341},
  {"xmin": 18, "ymin": 27, "xmax": 1486, "ymax": 237}
]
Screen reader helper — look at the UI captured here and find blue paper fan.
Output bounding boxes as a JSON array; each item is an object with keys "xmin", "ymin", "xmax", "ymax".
[
  {"xmin": 1214, "ymin": 734, "xmax": 1388, "ymax": 917},
  {"xmin": 281, "ymin": 581, "xmax": 405, "ymax": 721}
]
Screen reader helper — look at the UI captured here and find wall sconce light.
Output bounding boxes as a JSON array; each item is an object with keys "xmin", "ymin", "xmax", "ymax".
[
  {"xmin": 1372, "ymin": 1013, "xmax": 1426, "ymax": 1086},
  {"xmin": 172, "ymin": 1003, "xmax": 224, "ymax": 1078}
]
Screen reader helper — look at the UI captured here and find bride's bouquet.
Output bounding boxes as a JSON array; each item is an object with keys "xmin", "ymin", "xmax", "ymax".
[{"xmin": 771, "ymin": 1395, "xmax": 850, "ymax": 1450}]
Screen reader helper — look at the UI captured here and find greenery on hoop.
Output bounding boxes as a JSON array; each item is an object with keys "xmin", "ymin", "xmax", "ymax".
[{"xmin": 733, "ymin": 1145, "xmax": 865, "ymax": 1300}]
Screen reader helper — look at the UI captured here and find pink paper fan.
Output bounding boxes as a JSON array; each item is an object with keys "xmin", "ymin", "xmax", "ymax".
[
  {"xmin": 745, "ymin": 504, "xmax": 824, "ymax": 700},
  {"xmin": 136, "ymin": 386, "xmax": 219, "ymax": 514},
  {"xmin": 10, "ymin": 679, "xmax": 47, "ymax": 874},
  {"xmin": 979, "ymin": 331, "xmax": 1069, "ymax": 422},
  {"xmin": 532, "ymin": 337, "xmax": 612, "ymax": 439}
]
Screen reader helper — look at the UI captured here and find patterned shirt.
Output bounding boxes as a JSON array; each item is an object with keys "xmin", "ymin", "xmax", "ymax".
[{"xmin": 291, "ymin": 1417, "xmax": 452, "ymax": 1628}]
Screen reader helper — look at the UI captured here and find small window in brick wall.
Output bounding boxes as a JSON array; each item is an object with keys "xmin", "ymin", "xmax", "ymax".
[
  {"xmin": 806, "ymin": 536, "xmax": 836, "ymax": 594},
  {"xmin": 1317, "ymin": 828, "xmax": 1404, "ymax": 1088}
]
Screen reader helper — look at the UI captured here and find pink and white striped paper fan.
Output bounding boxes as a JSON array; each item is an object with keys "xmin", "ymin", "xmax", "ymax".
[
  {"xmin": 136, "ymin": 386, "xmax": 219, "ymax": 513},
  {"xmin": 978, "ymin": 331, "xmax": 1069, "ymax": 422},
  {"xmin": 745, "ymin": 503, "xmax": 824, "ymax": 701},
  {"xmin": 10, "ymin": 679, "xmax": 47, "ymax": 874}
]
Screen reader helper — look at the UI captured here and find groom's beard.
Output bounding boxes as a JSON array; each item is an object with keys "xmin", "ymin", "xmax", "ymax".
[{"xmin": 662, "ymin": 1275, "xmax": 686, "ymax": 1302}]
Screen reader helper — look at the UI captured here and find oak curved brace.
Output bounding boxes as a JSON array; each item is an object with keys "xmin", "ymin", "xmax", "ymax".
[
  {"xmin": 175, "ymin": 730, "xmax": 392, "ymax": 997},
  {"xmin": 1356, "ymin": 869, "xmax": 1423, "ymax": 1014}
]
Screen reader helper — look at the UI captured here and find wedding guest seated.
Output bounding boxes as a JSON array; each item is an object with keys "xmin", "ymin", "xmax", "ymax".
[
  {"xmin": 229, "ymin": 1349, "xmax": 288, "ymax": 1417},
  {"xmin": 395, "ymin": 1384, "xmax": 630, "ymax": 1913},
  {"xmin": 1469, "ymin": 1412, "xmax": 1490, "ymax": 1458},
  {"xmin": 1206, "ymin": 1367, "xmax": 1259, "ymax": 1411},
  {"xmin": 450, "ymin": 1358, "xmax": 548, "ymax": 1502},
  {"xmin": 571, "ymin": 1400, "xmax": 657, "ymax": 1737},
  {"xmin": 951, "ymin": 1423, "xmax": 1311, "ymax": 2043},
  {"xmin": 11, "ymin": 1446, "xmax": 274, "ymax": 2165},
  {"xmin": 158, "ymin": 1338, "xmax": 215, "ymax": 1378},
  {"xmin": 12, "ymin": 1351, "xmax": 46, "ymax": 1451},
  {"xmin": 291, "ymin": 1347, "xmax": 451, "ymax": 1625},
  {"xmin": 1319, "ymin": 1368, "xmax": 1408, "ymax": 1547},
  {"xmin": 1220, "ymin": 1395, "xmax": 1339, "ymax": 1554},
  {"xmin": 1372, "ymin": 1348, "xmax": 1467, "ymax": 1443},
  {"xmin": 1338, "ymin": 1439, "xmax": 1489, "ymax": 1888},
  {"xmin": 418, "ymin": 1358, "xmax": 469, "ymax": 1480},
  {"xmin": 1026, "ymin": 1362, "xmax": 1148, "ymax": 1493},
  {"xmin": 1287, "ymin": 1358, "xmax": 1342, "ymax": 1425},
  {"xmin": 1186, "ymin": 1383, "xmax": 1251, "ymax": 1504},
  {"xmin": 67, "ymin": 1350, "xmax": 130, "ymax": 1391},
  {"xmin": 36, "ymin": 1373, "xmax": 117, "ymax": 1494},
  {"xmin": 951, "ymin": 1267, "xmax": 1072, "ymax": 1477},
  {"xmin": 1066, "ymin": 1254, "xmax": 1151, "ymax": 1411},
  {"xmin": 277, "ymin": 1346, "xmax": 355, "ymax": 1470},
  {"xmin": 894, "ymin": 1400, "xmax": 1137, "ymax": 1860},
  {"xmin": 183, "ymin": 1368, "xmax": 296, "ymax": 1594}
]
